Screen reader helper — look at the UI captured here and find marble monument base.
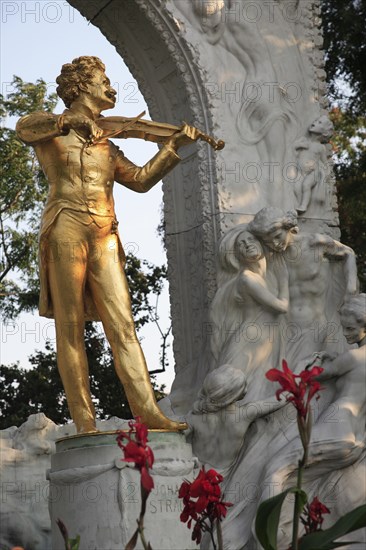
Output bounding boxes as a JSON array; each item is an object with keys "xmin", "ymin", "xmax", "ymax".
[{"xmin": 48, "ymin": 431, "xmax": 197, "ymax": 550}]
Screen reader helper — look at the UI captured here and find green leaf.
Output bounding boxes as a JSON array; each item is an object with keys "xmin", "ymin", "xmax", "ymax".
[
  {"xmin": 69, "ymin": 535, "xmax": 80, "ymax": 550},
  {"xmin": 255, "ymin": 487, "xmax": 307, "ymax": 550},
  {"xmin": 298, "ymin": 504, "xmax": 366, "ymax": 550}
]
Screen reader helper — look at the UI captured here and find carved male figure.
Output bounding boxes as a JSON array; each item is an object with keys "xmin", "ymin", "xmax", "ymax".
[
  {"xmin": 16, "ymin": 56, "xmax": 199, "ymax": 433},
  {"xmin": 284, "ymin": 232, "xmax": 357, "ymax": 363},
  {"xmin": 248, "ymin": 207, "xmax": 358, "ymax": 364}
]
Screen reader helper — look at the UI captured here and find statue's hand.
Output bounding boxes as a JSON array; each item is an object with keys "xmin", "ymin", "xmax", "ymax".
[
  {"xmin": 309, "ymin": 351, "xmax": 338, "ymax": 366},
  {"xmin": 318, "ymin": 351, "xmax": 338, "ymax": 363},
  {"xmin": 61, "ymin": 113, "xmax": 103, "ymax": 142},
  {"xmin": 298, "ymin": 356, "xmax": 318, "ymax": 372},
  {"xmin": 165, "ymin": 123, "xmax": 201, "ymax": 151}
]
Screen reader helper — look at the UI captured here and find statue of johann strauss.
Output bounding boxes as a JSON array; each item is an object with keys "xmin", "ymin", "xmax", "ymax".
[{"xmin": 17, "ymin": 55, "xmax": 202, "ymax": 433}]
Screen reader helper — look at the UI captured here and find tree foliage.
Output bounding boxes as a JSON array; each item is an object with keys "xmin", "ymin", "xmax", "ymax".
[
  {"xmin": 322, "ymin": 1, "xmax": 366, "ymax": 289},
  {"xmin": 330, "ymin": 107, "xmax": 366, "ymax": 287},
  {"xmin": 322, "ymin": 0, "xmax": 366, "ymax": 117},
  {"xmin": 0, "ymin": 77, "xmax": 57, "ymax": 315}
]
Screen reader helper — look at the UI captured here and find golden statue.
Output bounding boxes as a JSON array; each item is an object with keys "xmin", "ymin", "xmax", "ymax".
[{"xmin": 16, "ymin": 56, "xmax": 223, "ymax": 433}]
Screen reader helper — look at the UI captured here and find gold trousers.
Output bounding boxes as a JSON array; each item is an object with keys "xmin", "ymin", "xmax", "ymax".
[{"xmin": 46, "ymin": 210, "xmax": 163, "ymax": 432}]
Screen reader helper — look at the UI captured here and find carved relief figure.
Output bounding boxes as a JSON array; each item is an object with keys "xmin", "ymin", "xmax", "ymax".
[
  {"xmin": 226, "ymin": 0, "xmax": 299, "ymax": 188},
  {"xmin": 294, "ymin": 115, "xmax": 334, "ymax": 215},
  {"xmin": 246, "ymin": 207, "xmax": 357, "ymax": 364},
  {"xmin": 191, "ymin": 0, "xmax": 226, "ymax": 44},
  {"xmin": 16, "ymin": 56, "xmax": 203, "ymax": 433},
  {"xmin": 309, "ymin": 294, "xmax": 366, "ymax": 463},
  {"xmin": 209, "ymin": 222, "xmax": 290, "ymax": 401},
  {"xmin": 263, "ymin": 295, "xmax": 366, "ymax": 502},
  {"xmin": 174, "ymin": 1, "xmax": 306, "ymax": 197},
  {"xmin": 186, "ymin": 365, "xmax": 286, "ymax": 474},
  {"xmin": 284, "ymin": 232, "xmax": 358, "ymax": 365},
  {"xmin": 230, "ymin": 22, "xmax": 294, "ymax": 190}
]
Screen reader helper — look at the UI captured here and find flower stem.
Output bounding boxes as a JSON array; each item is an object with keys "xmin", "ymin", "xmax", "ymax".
[
  {"xmin": 216, "ymin": 520, "xmax": 223, "ymax": 550},
  {"xmin": 137, "ymin": 517, "xmax": 149, "ymax": 550},
  {"xmin": 209, "ymin": 532, "xmax": 217, "ymax": 550},
  {"xmin": 291, "ymin": 418, "xmax": 311, "ymax": 550},
  {"xmin": 137, "ymin": 485, "xmax": 150, "ymax": 550},
  {"xmin": 208, "ymin": 520, "xmax": 217, "ymax": 550},
  {"xmin": 291, "ymin": 409, "xmax": 312, "ymax": 549},
  {"xmin": 291, "ymin": 457, "xmax": 304, "ymax": 550}
]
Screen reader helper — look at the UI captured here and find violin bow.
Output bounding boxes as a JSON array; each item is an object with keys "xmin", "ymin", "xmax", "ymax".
[
  {"xmin": 94, "ymin": 111, "xmax": 225, "ymax": 151},
  {"xmin": 94, "ymin": 110, "xmax": 147, "ymax": 142}
]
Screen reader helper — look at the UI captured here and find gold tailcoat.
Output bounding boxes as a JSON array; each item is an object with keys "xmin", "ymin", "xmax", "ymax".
[{"xmin": 16, "ymin": 107, "xmax": 180, "ymax": 320}]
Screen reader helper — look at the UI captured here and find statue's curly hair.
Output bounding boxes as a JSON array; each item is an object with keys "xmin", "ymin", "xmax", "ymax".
[
  {"xmin": 56, "ymin": 56, "xmax": 106, "ymax": 108},
  {"xmin": 248, "ymin": 207, "xmax": 298, "ymax": 238},
  {"xmin": 340, "ymin": 294, "xmax": 366, "ymax": 327}
]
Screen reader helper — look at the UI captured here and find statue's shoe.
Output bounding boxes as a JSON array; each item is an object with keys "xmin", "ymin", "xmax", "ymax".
[
  {"xmin": 77, "ymin": 424, "xmax": 98, "ymax": 434},
  {"xmin": 139, "ymin": 409, "xmax": 188, "ymax": 431}
]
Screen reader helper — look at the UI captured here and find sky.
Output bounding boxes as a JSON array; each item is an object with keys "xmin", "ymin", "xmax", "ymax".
[{"xmin": 0, "ymin": 0, "xmax": 176, "ymax": 390}]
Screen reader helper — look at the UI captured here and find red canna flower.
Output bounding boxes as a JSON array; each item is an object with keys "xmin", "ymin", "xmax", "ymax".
[
  {"xmin": 117, "ymin": 417, "xmax": 154, "ymax": 492},
  {"xmin": 266, "ymin": 359, "xmax": 324, "ymax": 418},
  {"xmin": 308, "ymin": 496, "xmax": 330, "ymax": 523},
  {"xmin": 178, "ymin": 467, "xmax": 232, "ymax": 544},
  {"xmin": 300, "ymin": 496, "xmax": 330, "ymax": 534}
]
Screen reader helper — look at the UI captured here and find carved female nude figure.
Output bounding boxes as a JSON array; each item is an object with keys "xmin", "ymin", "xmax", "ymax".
[{"xmin": 209, "ymin": 225, "xmax": 289, "ymax": 402}]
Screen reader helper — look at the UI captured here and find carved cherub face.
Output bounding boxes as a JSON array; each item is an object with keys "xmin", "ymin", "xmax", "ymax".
[
  {"xmin": 235, "ymin": 231, "xmax": 263, "ymax": 262},
  {"xmin": 340, "ymin": 312, "xmax": 366, "ymax": 346},
  {"xmin": 83, "ymin": 69, "xmax": 117, "ymax": 111},
  {"xmin": 309, "ymin": 116, "xmax": 333, "ymax": 140}
]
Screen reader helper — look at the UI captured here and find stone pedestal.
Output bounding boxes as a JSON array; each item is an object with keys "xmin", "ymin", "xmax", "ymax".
[{"xmin": 48, "ymin": 431, "xmax": 196, "ymax": 550}]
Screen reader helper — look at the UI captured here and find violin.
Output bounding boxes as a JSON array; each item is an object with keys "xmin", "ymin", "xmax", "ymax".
[{"xmin": 96, "ymin": 110, "xmax": 225, "ymax": 151}]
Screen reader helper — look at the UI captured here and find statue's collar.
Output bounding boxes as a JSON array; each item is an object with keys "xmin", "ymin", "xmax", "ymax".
[{"xmin": 67, "ymin": 104, "xmax": 98, "ymax": 120}]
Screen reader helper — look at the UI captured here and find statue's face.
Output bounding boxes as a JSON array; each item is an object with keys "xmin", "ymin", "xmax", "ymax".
[
  {"xmin": 309, "ymin": 116, "xmax": 331, "ymax": 136},
  {"xmin": 340, "ymin": 313, "xmax": 366, "ymax": 345},
  {"xmin": 263, "ymin": 227, "xmax": 293, "ymax": 252},
  {"xmin": 84, "ymin": 69, "xmax": 117, "ymax": 111},
  {"xmin": 236, "ymin": 231, "xmax": 263, "ymax": 261}
]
